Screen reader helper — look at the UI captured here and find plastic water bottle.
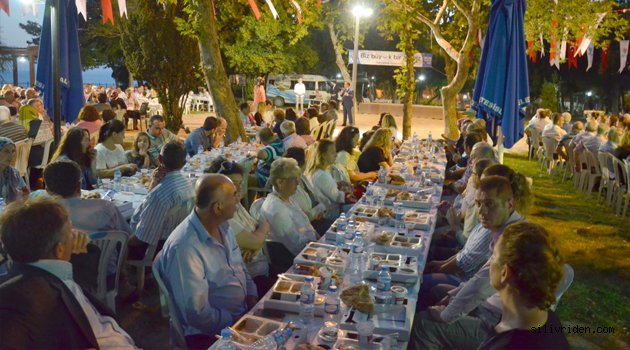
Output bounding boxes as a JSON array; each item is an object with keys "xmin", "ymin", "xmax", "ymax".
[
  {"xmin": 344, "ymin": 223, "xmax": 356, "ymax": 247},
  {"xmin": 428, "ymin": 130, "xmax": 433, "ymax": 144},
  {"xmin": 377, "ymin": 166, "xmax": 387, "ymax": 183},
  {"xmin": 215, "ymin": 329, "xmax": 236, "ymax": 350},
  {"xmin": 299, "ymin": 277, "xmax": 316, "ymax": 325},
  {"xmin": 337, "ymin": 213, "xmax": 347, "ymax": 231},
  {"xmin": 352, "ymin": 232, "xmax": 367, "ymax": 270},
  {"xmin": 197, "ymin": 145, "xmax": 204, "ymax": 156},
  {"xmin": 376, "ymin": 266, "xmax": 393, "ymax": 305},
  {"xmin": 242, "ymin": 323, "xmax": 295, "ymax": 350},
  {"xmin": 113, "ymin": 168, "xmax": 122, "ymax": 191},
  {"xmin": 322, "ymin": 285, "xmax": 340, "ymax": 340},
  {"xmin": 366, "ymin": 182, "xmax": 374, "ymax": 197},
  {"xmin": 0, "ymin": 198, "xmax": 6, "ymax": 213}
]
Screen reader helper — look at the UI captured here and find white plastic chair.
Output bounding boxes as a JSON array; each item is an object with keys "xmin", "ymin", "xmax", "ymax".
[
  {"xmin": 12, "ymin": 138, "xmax": 33, "ymax": 188},
  {"xmin": 551, "ymin": 264, "xmax": 574, "ymax": 311},
  {"xmin": 249, "ymin": 197, "xmax": 265, "ymax": 220},
  {"xmin": 612, "ymin": 158, "xmax": 629, "ymax": 217},
  {"xmin": 30, "ymin": 138, "xmax": 54, "ymax": 176},
  {"xmin": 562, "ymin": 143, "xmax": 575, "ymax": 183},
  {"xmin": 541, "ymin": 136, "xmax": 559, "ymax": 175},
  {"xmin": 583, "ymin": 151, "xmax": 602, "ymax": 197},
  {"xmin": 88, "ymin": 231, "xmax": 129, "ymax": 313},
  {"xmin": 527, "ymin": 128, "xmax": 543, "ymax": 161},
  {"xmin": 152, "ymin": 252, "xmax": 188, "ymax": 349},
  {"xmin": 597, "ymin": 152, "xmax": 613, "ymax": 204},
  {"xmin": 310, "ymin": 121, "xmax": 327, "ymax": 140}
]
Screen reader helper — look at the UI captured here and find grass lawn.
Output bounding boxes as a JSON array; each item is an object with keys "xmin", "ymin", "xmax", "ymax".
[{"xmin": 504, "ymin": 153, "xmax": 630, "ymax": 349}]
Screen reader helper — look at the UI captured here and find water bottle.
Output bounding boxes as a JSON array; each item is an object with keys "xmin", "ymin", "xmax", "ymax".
[
  {"xmin": 322, "ymin": 285, "xmax": 340, "ymax": 340},
  {"xmin": 428, "ymin": 130, "xmax": 433, "ymax": 144},
  {"xmin": 299, "ymin": 277, "xmax": 316, "ymax": 325},
  {"xmin": 377, "ymin": 166, "xmax": 387, "ymax": 183},
  {"xmin": 215, "ymin": 328, "xmax": 236, "ymax": 350},
  {"xmin": 344, "ymin": 223, "xmax": 356, "ymax": 247},
  {"xmin": 394, "ymin": 202, "xmax": 405, "ymax": 233},
  {"xmin": 113, "ymin": 168, "xmax": 122, "ymax": 191},
  {"xmin": 366, "ymin": 182, "xmax": 374, "ymax": 197},
  {"xmin": 242, "ymin": 323, "xmax": 295, "ymax": 350},
  {"xmin": 352, "ymin": 232, "xmax": 367, "ymax": 271},
  {"xmin": 337, "ymin": 213, "xmax": 347, "ymax": 231},
  {"xmin": 197, "ymin": 145, "xmax": 204, "ymax": 156},
  {"xmin": 376, "ymin": 266, "xmax": 393, "ymax": 305}
]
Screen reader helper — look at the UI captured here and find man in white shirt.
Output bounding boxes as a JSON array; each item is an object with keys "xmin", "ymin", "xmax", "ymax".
[
  {"xmin": 280, "ymin": 120, "xmax": 307, "ymax": 151},
  {"xmin": 0, "ymin": 197, "xmax": 137, "ymax": 349},
  {"xmin": 294, "ymin": 78, "xmax": 306, "ymax": 114},
  {"xmin": 525, "ymin": 108, "xmax": 552, "ymax": 134},
  {"xmin": 542, "ymin": 113, "xmax": 567, "ymax": 142}
]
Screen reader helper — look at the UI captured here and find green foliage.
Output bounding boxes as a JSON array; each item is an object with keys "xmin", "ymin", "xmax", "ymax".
[
  {"xmin": 538, "ymin": 81, "xmax": 559, "ymax": 111},
  {"xmin": 525, "ymin": 0, "xmax": 629, "ymax": 50},
  {"xmin": 120, "ymin": 0, "xmax": 202, "ymax": 131},
  {"xmin": 18, "ymin": 20, "xmax": 41, "ymax": 46}
]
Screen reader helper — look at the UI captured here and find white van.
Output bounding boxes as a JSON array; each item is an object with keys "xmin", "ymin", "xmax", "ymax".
[{"xmin": 266, "ymin": 74, "xmax": 332, "ymax": 107}]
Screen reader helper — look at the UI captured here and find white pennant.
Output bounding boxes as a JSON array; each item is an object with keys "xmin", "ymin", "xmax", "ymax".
[
  {"xmin": 76, "ymin": 0, "xmax": 87, "ymax": 21},
  {"xmin": 539, "ymin": 33, "xmax": 545, "ymax": 57},
  {"xmin": 550, "ymin": 42, "xmax": 561, "ymax": 69},
  {"xmin": 265, "ymin": 0, "xmax": 278, "ymax": 19},
  {"xmin": 577, "ymin": 13, "xmax": 607, "ymax": 56},
  {"xmin": 118, "ymin": 0, "xmax": 127, "ymax": 18},
  {"xmin": 586, "ymin": 43, "xmax": 594, "ymax": 71},
  {"xmin": 560, "ymin": 40, "xmax": 567, "ymax": 60},
  {"xmin": 478, "ymin": 29, "xmax": 485, "ymax": 50},
  {"xmin": 620, "ymin": 40, "xmax": 629, "ymax": 73}
]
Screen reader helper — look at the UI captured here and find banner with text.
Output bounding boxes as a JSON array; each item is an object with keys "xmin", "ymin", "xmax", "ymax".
[{"xmin": 348, "ymin": 50, "xmax": 433, "ymax": 67}]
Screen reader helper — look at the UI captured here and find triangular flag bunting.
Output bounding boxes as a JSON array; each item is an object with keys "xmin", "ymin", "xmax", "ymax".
[
  {"xmin": 567, "ymin": 45, "xmax": 578, "ymax": 69},
  {"xmin": 248, "ymin": 0, "xmax": 261, "ymax": 20},
  {"xmin": 620, "ymin": 40, "xmax": 629, "ymax": 73},
  {"xmin": 539, "ymin": 33, "xmax": 545, "ymax": 57},
  {"xmin": 527, "ymin": 41, "xmax": 537, "ymax": 62},
  {"xmin": 118, "ymin": 0, "xmax": 127, "ymax": 18},
  {"xmin": 291, "ymin": 0, "xmax": 302, "ymax": 25},
  {"xmin": 265, "ymin": 0, "xmax": 278, "ymax": 19},
  {"xmin": 600, "ymin": 43, "xmax": 609, "ymax": 73},
  {"xmin": 0, "ymin": 0, "xmax": 9, "ymax": 16},
  {"xmin": 101, "ymin": 0, "xmax": 114, "ymax": 25},
  {"xmin": 560, "ymin": 40, "xmax": 567, "ymax": 60},
  {"xmin": 76, "ymin": 0, "xmax": 87, "ymax": 20},
  {"xmin": 586, "ymin": 43, "xmax": 594, "ymax": 71}
]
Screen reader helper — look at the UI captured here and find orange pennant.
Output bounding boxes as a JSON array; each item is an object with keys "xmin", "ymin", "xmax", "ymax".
[
  {"xmin": 0, "ymin": 0, "xmax": 9, "ymax": 16},
  {"xmin": 527, "ymin": 41, "xmax": 537, "ymax": 62},
  {"xmin": 101, "ymin": 0, "xmax": 114, "ymax": 25},
  {"xmin": 248, "ymin": 0, "xmax": 261, "ymax": 19}
]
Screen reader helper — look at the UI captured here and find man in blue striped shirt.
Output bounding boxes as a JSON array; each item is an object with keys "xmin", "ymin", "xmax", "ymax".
[{"xmin": 127, "ymin": 141, "xmax": 194, "ymax": 260}]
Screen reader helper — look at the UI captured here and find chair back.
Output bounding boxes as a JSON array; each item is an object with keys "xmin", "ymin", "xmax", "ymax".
[
  {"xmin": 611, "ymin": 156, "xmax": 626, "ymax": 189},
  {"xmin": 249, "ymin": 198, "xmax": 265, "ymax": 220},
  {"xmin": 12, "ymin": 138, "xmax": 33, "ymax": 177},
  {"xmin": 586, "ymin": 151, "xmax": 601, "ymax": 176},
  {"xmin": 325, "ymin": 119, "xmax": 336, "ymax": 139},
  {"xmin": 311, "ymin": 122, "xmax": 326, "ymax": 140},
  {"xmin": 551, "ymin": 264, "xmax": 574, "ymax": 311},
  {"xmin": 541, "ymin": 136, "xmax": 559, "ymax": 162},
  {"xmin": 152, "ymin": 252, "xmax": 188, "ymax": 348},
  {"xmin": 625, "ymin": 160, "xmax": 630, "ymax": 194},
  {"xmin": 33, "ymin": 138, "xmax": 55, "ymax": 169},
  {"xmin": 597, "ymin": 152, "xmax": 611, "ymax": 180},
  {"xmin": 529, "ymin": 127, "xmax": 542, "ymax": 147},
  {"xmin": 139, "ymin": 102, "xmax": 150, "ymax": 115},
  {"xmin": 88, "ymin": 231, "xmax": 129, "ymax": 312}
]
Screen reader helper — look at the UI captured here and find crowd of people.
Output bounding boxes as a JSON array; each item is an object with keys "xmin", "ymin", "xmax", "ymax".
[{"xmin": 0, "ymin": 82, "xmax": 573, "ymax": 349}]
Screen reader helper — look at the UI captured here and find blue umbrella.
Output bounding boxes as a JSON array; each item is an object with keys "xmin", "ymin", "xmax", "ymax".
[
  {"xmin": 35, "ymin": 0, "xmax": 84, "ymax": 125},
  {"xmin": 472, "ymin": 0, "xmax": 529, "ymax": 149}
]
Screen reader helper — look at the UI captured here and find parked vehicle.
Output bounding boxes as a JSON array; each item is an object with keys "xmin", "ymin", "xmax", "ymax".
[{"xmin": 266, "ymin": 74, "xmax": 332, "ymax": 107}]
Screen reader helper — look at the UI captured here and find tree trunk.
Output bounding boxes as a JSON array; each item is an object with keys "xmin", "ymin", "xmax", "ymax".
[
  {"xmin": 128, "ymin": 69, "xmax": 134, "ymax": 89},
  {"xmin": 401, "ymin": 26, "xmax": 415, "ymax": 141},
  {"xmin": 158, "ymin": 88, "xmax": 184, "ymax": 132},
  {"xmin": 328, "ymin": 22, "xmax": 357, "ymax": 114},
  {"xmin": 193, "ymin": 0, "xmax": 244, "ymax": 142}
]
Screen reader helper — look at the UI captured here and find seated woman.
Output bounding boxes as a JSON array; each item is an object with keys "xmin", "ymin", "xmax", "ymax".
[
  {"xmin": 0, "ymin": 137, "xmax": 28, "ymax": 202},
  {"xmin": 205, "ymin": 157, "xmax": 272, "ymax": 297},
  {"xmin": 74, "ymin": 105, "xmax": 103, "ymax": 137},
  {"xmin": 380, "ymin": 113, "xmax": 398, "ymax": 139},
  {"xmin": 479, "ymin": 222, "xmax": 569, "ymax": 349},
  {"xmin": 51, "ymin": 128, "xmax": 98, "ymax": 190},
  {"xmin": 357, "ymin": 127, "xmax": 394, "ymax": 172},
  {"xmin": 126, "ymin": 132, "xmax": 157, "ymax": 169},
  {"xmin": 295, "ymin": 117, "xmax": 315, "ymax": 146},
  {"xmin": 260, "ymin": 158, "xmax": 318, "ymax": 272},
  {"xmin": 307, "ymin": 140, "xmax": 356, "ymax": 220},
  {"xmin": 94, "ymin": 119, "xmax": 138, "ymax": 178},
  {"xmin": 335, "ymin": 126, "xmax": 378, "ymax": 184}
]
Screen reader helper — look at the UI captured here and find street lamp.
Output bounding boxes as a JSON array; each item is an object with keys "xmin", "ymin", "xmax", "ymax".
[
  {"xmin": 586, "ymin": 91, "xmax": 593, "ymax": 97},
  {"xmin": 350, "ymin": 3, "xmax": 372, "ymax": 125},
  {"xmin": 418, "ymin": 74, "xmax": 426, "ymax": 82}
]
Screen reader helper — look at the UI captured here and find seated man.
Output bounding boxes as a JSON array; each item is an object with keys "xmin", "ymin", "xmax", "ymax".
[
  {"xmin": 44, "ymin": 160, "xmax": 132, "ymax": 235},
  {"xmin": 0, "ymin": 197, "xmax": 137, "ymax": 349},
  {"xmin": 146, "ymin": 115, "xmax": 179, "ymax": 160},
  {"xmin": 251, "ymin": 127, "xmax": 284, "ymax": 187},
  {"xmin": 281, "ymin": 120, "xmax": 307, "ymax": 151},
  {"xmin": 128, "ymin": 141, "xmax": 194, "ymax": 260},
  {"xmin": 410, "ymin": 222, "xmax": 569, "ymax": 350},
  {"xmin": 447, "ymin": 141, "xmax": 497, "ymax": 195},
  {"xmin": 420, "ymin": 176, "xmax": 524, "ymax": 308},
  {"xmin": 156, "ymin": 174, "xmax": 258, "ymax": 349},
  {"xmin": 0, "ymin": 106, "xmax": 27, "ymax": 142},
  {"xmin": 569, "ymin": 120, "xmax": 597, "ymax": 152},
  {"xmin": 576, "ymin": 122, "xmax": 608, "ymax": 154},
  {"xmin": 184, "ymin": 116, "xmax": 217, "ymax": 157},
  {"xmin": 557, "ymin": 121, "xmax": 583, "ymax": 160}
]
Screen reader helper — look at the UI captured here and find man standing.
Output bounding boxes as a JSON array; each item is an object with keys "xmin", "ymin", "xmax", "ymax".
[
  {"xmin": 294, "ymin": 78, "xmax": 306, "ymax": 114},
  {"xmin": 146, "ymin": 115, "xmax": 179, "ymax": 160},
  {"xmin": 340, "ymin": 81, "xmax": 354, "ymax": 126},
  {"xmin": 156, "ymin": 174, "xmax": 258, "ymax": 349}
]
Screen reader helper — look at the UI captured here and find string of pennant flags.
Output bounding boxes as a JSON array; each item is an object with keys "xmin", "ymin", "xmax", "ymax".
[{"xmin": 0, "ymin": 0, "xmax": 318, "ymax": 25}]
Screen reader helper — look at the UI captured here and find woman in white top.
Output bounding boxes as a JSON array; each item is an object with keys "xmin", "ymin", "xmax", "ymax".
[
  {"xmin": 334, "ymin": 126, "xmax": 378, "ymax": 184},
  {"xmin": 94, "ymin": 119, "xmax": 138, "ymax": 178},
  {"xmin": 206, "ymin": 157, "xmax": 272, "ymax": 297},
  {"xmin": 260, "ymin": 158, "xmax": 318, "ymax": 261},
  {"xmin": 306, "ymin": 140, "xmax": 356, "ymax": 220}
]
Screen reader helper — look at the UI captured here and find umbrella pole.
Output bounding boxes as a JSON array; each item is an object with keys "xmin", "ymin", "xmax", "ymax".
[
  {"xmin": 497, "ymin": 127, "xmax": 504, "ymax": 164},
  {"xmin": 51, "ymin": 0, "xmax": 62, "ymax": 148}
]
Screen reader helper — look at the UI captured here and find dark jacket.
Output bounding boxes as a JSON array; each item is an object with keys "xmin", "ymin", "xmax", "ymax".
[{"xmin": 0, "ymin": 263, "xmax": 112, "ymax": 350}]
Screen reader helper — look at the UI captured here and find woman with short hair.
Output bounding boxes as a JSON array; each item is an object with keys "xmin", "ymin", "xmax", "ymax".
[
  {"xmin": 0, "ymin": 137, "xmax": 28, "ymax": 202},
  {"xmin": 94, "ymin": 120, "xmax": 138, "ymax": 178},
  {"xmin": 74, "ymin": 105, "xmax": 103, "ymax": 136}
]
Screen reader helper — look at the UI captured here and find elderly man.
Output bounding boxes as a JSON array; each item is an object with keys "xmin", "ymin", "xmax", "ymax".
[
  {"xmin": 569, "ymin": 120, "xmax": 597, "ymax": 151},
  {"xmin": 128, "ymin": 142, "xmax": 194, "ymax": 261},
  {"xmin": 0, "ymin": 90, "xmax": 20, "ymax": 112},
  {"xmin": 156, "ymin": 174, "xmax": 258, "ymax": 349},
  {"xmin": 525, "ymin": 108, "xmax": 552, "ymax": 134},
  {"xmin": 449, "ymin": 141, "xmax": 498, "ymax": 195},
  {"xmin": 575, "ymin": 122, "xmax": 607, "ymax": 154},
  {"xmin": 542, "ymin": 113, "xmax": 567, "ymax": 142},
  {"xmin": 557, "ymin": 121, "xmax": 583, "ymax": 160},
  {"xmin": 281, "ymin": 120, "xmax": 307, "ymax": 151},
  {"xmin": 411, "ymin": 176, "xmax": 525, "ymax": 349},
  {"xmin": 146, "ymin": 115, "xmax": 179, "ymax": 160},
  {"xmin": 0, "ymin": 106, "xmax": 26, "ymax": 142},
  {"xmin": 0, "ymin": 197, "xmax": 137, "ymax": 349}
]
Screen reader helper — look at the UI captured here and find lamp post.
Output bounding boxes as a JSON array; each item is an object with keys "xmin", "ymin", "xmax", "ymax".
[{"xmin": 351, "ymin": 4, "xmax": 372, "ymax": 125}]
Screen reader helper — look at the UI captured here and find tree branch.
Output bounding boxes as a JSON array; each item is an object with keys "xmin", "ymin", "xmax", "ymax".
[
  {"xmin": 451, "ymin": 0, "xmax": 473, "ymax": 29},
  {"xmin": 434, "ymin": 0, "xmax": 449, "ymax": 25},
  {"xmin": 392, "ymin": 0, "xmax": 460, "ymax": 62}
]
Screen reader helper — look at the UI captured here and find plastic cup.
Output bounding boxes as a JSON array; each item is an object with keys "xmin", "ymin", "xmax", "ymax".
[
  {"xmin": 391, "ymin": 285, "xmax": 407, "ymax": 305},
  {"xmin": 357, "ymin": 320, "xmax": 375, "ymax": 346}
]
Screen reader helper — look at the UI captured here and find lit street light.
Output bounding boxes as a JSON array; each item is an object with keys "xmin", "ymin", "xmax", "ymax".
[
  {"xmin": 351, "ymin": 3, "xmax": 372, "ymax": 125},
  {"xmin": 418, "ymin": 74, "xmax": 426, "ymax": 82},
  {"xmin": 586, "ymin": 91, "xmax": 593, "ymax": 97}
]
